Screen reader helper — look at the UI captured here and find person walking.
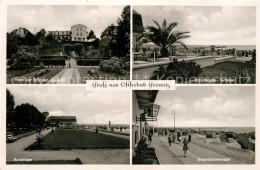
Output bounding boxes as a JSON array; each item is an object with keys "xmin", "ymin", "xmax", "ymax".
[
  {"xmin": 148, "ymin": 132, "xmax": 153, "ymax": 145},
  {"xmin": 177, "ymin": 130, "xmax": 181, "ymax": 142},
  {"xmin": 182, "ymin": 138, "xmax": 189, "ymax": 158},
  {"xmin": 168, "ymin": 134, "xmax": 172, "ymax": 147},
  {"xmin": 188, "ymin": 133, "xmax": 192, "ymax": 142}
]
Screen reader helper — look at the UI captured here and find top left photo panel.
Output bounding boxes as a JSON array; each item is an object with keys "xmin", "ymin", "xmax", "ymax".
[{"xmin": 7, "ymin": 5, "xmax": 130, "ymax": 84}]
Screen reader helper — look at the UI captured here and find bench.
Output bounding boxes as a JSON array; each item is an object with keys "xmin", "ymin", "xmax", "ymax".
[{"xmin": 6, "ymin": 134, "xmax": 17, "ymax": 143}]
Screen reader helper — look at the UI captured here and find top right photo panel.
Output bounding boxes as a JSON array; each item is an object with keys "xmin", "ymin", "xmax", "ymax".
[{"xmin": 132, "ymin": 6, "xmax": 256, "ymax": 84}]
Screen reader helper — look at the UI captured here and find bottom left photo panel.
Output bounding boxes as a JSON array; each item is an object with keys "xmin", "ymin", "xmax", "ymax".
[{"xmin": 6, "ymin": 86, "xmax": 130, "ymax": 164}]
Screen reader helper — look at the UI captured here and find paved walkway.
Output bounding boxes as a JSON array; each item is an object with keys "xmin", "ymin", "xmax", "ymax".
[
  {"xmin": 7, "ymin": 129, "xmax": 129, "ymax": 164},
  {"xmin": 48, "ymin": 68, "xmax": 81, "ymax": 84},
  {"xmin": 151, "ymin": 134, "xmax": 242, "ymax": 164},
  {"xmin": 48, "ymin": 59, "xmax": 81, "ymax": 84}
]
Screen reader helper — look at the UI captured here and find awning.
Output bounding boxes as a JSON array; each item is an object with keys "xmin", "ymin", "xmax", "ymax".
[{"xmin": 135, "ymin": 90, "xmax": 159, "ymax": 109}]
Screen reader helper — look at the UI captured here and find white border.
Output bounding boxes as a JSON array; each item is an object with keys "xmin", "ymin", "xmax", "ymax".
[{"xmin": 1, "ymin": 0, "xmax": 259, "ymax": 170}]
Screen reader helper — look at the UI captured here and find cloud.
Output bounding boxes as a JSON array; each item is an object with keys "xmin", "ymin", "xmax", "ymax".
[
  {"xmin": 154, "ymin": 87, "xmax": 255, "ymax": 127},
  {"xmin": 7, "ymin": 5, "xmax": 124, "ymax": 38},
  {"xmin": 8, "ymin": 87, "xmax": 130, "ymax": 124},
  {"xmin": 134, "ymin": 6, "xmax": 256, "ymax": 45}
]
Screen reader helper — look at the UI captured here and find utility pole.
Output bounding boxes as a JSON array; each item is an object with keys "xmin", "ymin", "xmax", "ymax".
[
  {"xmin": 172, "ymin": 110, "xmax": 176, "ymax": 131},
  {"xmin": 174, "ymin": 110, "xmax": 176, "ymax": 131}
]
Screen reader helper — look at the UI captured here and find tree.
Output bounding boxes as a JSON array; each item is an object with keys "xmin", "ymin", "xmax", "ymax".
[
  {"xmin": 146, "ymin": 19, "xmax": 190, "ymax": 57},
  {"xmin": 14, "ymin": 103, "xmax": 46, "ymax": 128},
  {"xmin": 7, "ymin": 33, "xmax": 24, "ymax": 59},
  {"xmin": 36, "ymin": 29, "xmax": 46, "ymax": 39},
  {"xmin": 7, "ymin": 89, "xmax": 15, "ymax": 125},
  {"xmin": 111, "ymin": 5, "xmax": 130, "ymax": 58},
  {"xmin": 24, "ymin": 31, "xmax": 37, "ymax": 46},
  {"xmin": 87, "ymin": 30, "xmax": 96, "ymax": 40},
  {"xmin": 74, "ymin": 43, "xmax": 84, "ymax": 56}
]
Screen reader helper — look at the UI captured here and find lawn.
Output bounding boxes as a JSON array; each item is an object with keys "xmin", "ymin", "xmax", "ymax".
[
  {"xmin": 7, "ymin": 67, "xmax": 42, "ymax": 79},
  {"xmin": 78, "ymin": 67, "xmax": 130, "ymax": 83},
  {"xmin": 7, "ymin": 67, "xmax": 64, "ymax": 84},
  {"xmin": 26, "ymin": 129, "xmax": 130, "ymax": 150},
  {"xmin": 197, "ymin": 61, "xmax": 255, "ymax": 84}
]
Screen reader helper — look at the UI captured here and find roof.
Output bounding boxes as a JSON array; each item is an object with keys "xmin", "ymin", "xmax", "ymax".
[
  {"xmin": 133, "ymin": 10, "xmax": 144, "ymax": 33},
  {"xmin": 48, "ymin": 116, "xmax": 76, "ymax": 121},
  {"xmin": 135, "ymin": 90, "xmax": 158, "ymax": 109},
  {"xmin": 71, "ymin": 24, "xmax": 87, "ymax": 28}
]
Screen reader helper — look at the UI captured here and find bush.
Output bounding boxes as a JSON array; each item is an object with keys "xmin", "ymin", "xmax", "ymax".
[
  {"xmin": 151, "ymin": 58, "xmax": 202, "ymax": 82},
  {"xmin": 34, "ymin": 69, "xmax": 50, "ymax": 78},
  {"xmin": 132, "ymin": 138, "xmax": 158, "ymax": 164},
  {"xmin": 8, "ymin": 51, "xmax": 38, "ymax": 69},
  {"xmin": 36, "ymin": 129, "xmax": 43, "ymax": 146},
  {"xmin": 88, "ymin": 69, "xmax": 99, "ymax": 79},
  {"xmin": 99, "ymin": 57, "xmax": 130, "ymax": 75}
]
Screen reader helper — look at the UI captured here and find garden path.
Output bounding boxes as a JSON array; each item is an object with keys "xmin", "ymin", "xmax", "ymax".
[{"xmin": 48, "ymin": 59, "xmax": 81, "ymax": 84}]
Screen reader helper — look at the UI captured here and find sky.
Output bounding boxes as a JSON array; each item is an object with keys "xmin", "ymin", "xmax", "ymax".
[
  {"xmin": 8, "ymin": 87, "xmax": 130, "ymax": 125},
  {"xmin": 134, "ymin": 6, "xmax": 256, "ymax": 45},
  {"xmin": 7, "ymin": 5, "xmax": 124, "ymax": 38},
  {"xmin": 153, "ymin": 86, "xmax": 255, "ymax": 127}
]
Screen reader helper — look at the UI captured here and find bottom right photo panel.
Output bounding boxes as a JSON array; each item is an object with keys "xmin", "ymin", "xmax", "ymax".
[{"xmin": 132, "ymin": 87, "xmax": 255, "ymax": 164}]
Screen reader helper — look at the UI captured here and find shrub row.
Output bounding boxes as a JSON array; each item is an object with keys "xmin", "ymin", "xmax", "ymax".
[
  {"xmin": 76, "ymin": 59, "xmax": 102, "ymax": 66},
  {"xmin": 36, "ymin": 59, "xmax": 66, "ymax": 66}
]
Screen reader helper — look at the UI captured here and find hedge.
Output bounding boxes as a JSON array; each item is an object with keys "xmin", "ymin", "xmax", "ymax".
[
  {"xmin": 39, "ymin": 55, "xmax": 68, "ymax": 59},
  {"xmin": 76, "ymin": 59, "xmax": 102, "ymax": 66},
  {"xmin": 36, "ymin": 59, "xmax": 66, "ymax": 66}
]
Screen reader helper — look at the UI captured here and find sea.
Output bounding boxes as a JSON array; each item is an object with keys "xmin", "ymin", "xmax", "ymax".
[
  {"xmin": 156, "ymin": 127, "xmax": 255, "ymax": 133},
  {"xmin": 177, "ymin": 45, "xmax": 256, "ymax": 51}
]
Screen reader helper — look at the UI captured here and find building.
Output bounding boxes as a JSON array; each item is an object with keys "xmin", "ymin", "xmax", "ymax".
[
  {"xmin": 48, "ymin": 116, "xmax": 77, "ymax": 127},
  {"xmin": 133, "ymin": 10, "xmax": 144, "ymax": 52},
  {"xmin": 132, "ymin": 90, "xmax": 159, "ymax": 149},
  {"xmin": 71, "ymin": 24, "xmax": 89, "ymax": 42},
  {"xmin": 11, "ymin": 27, "xmax": 30, "ymax": 37},
  {"xmin": 47, "ymin": 31, "xmax": 71, "ymax": 41}
]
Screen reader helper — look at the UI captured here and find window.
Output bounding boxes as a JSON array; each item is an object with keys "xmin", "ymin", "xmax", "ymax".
[
  {"xmin": 80, "ymin": 33, "xmax": 82, "ymax": 36},
  {"xmin": 80, "ymin": 28, "xmax": 82, "ymax": 31},
  {"xmin": 77, "ymin": 33, "xmax": 79, "ymax": 36}
]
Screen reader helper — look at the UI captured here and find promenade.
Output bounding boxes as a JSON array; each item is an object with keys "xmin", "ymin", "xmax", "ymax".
[{"xmin": 150, "ymin": 134, "xmax": 242, "ymax": 164}]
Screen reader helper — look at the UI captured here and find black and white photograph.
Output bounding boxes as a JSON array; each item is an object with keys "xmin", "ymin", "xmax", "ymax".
[
  {"xmin": 132, "ymin": 6, "xmax": 256, "ymax": 84},
  {"xmin": 6, "ymin": 87, "xmax": 130, "ymax": 164},
  {"xmin": 7, "ymin": 5, "xmax": 130, "ymax": 84},
  {"xmin": 132, "ymin": 87, "xmax": 255, "ymax": 164}
]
